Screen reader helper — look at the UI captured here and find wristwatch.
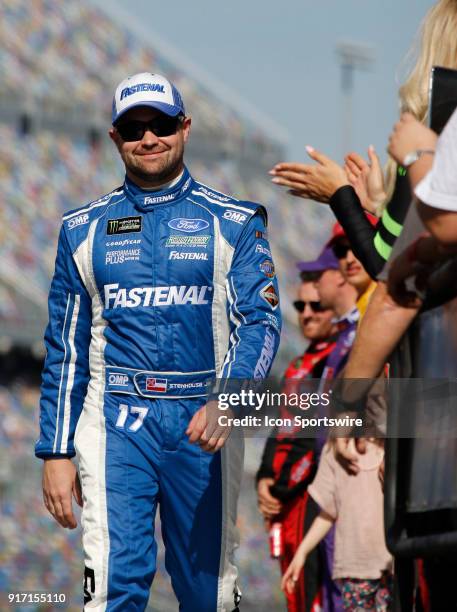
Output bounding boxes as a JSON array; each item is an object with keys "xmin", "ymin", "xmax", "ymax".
[{"xmin": 402, "ymin": 149, "xmax": 435, "ymax": 167}]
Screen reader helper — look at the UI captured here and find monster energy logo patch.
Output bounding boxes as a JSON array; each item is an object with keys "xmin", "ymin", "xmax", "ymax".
[
  {"xmin": 107, "ymin": 216, "xmax": 142, "ymax": 235},
  {"xmin": 166, "ymin": 235, "xmax": 210, "ymax": 247}
]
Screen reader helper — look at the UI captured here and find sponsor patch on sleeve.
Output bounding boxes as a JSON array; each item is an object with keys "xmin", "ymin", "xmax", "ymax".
[
  {"xmin": 260, "ymin": 282, "xmax": 279, "ymax": 310},
  {"xmin": 259, "ymin": 260, "xmax": 275, "ymax": 278}
]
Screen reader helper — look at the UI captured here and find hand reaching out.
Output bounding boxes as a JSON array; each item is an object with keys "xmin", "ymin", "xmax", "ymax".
[
  {"xmin": 344, "ymin": 146, "xmax": 386, "ymax": 213},
  {"xmin": 269, "ymin": 146, "xmax": 349, "ymax": 204}
]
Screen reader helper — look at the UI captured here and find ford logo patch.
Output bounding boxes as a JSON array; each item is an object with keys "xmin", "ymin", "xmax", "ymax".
[{"xmin": 168, "ymin": 218, "xmax": 210, "ymax": 233}]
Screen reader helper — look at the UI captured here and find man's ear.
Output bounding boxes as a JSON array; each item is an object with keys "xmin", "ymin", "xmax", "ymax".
[{"xmin": 182, "ymin": 116, "xmax": 192, "ymax": 144}]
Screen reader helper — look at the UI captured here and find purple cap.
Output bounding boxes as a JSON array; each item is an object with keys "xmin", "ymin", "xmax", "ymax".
[{"xmin": 296, "ymin": 246, "xmax": 340, "ymax": 273}]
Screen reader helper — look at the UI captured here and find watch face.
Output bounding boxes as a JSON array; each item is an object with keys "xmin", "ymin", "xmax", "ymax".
[{"xmin": 403, "ymin": 151, "xmax": 419, "ymax": 167}]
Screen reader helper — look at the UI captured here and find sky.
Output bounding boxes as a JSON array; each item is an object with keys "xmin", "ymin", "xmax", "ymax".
[{"xmin": 107, "ymin": 0, "xmax": 435, "ymax": 164}]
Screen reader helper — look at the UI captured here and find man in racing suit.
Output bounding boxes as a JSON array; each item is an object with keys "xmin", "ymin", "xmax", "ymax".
[{"xmin": 35, "ymin": 72, "xmax": 281, "ymax": 611}]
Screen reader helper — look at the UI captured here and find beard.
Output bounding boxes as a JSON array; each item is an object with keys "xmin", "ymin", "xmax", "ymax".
[{"xmin": 123, "ymin": 142, "xmax": 184, "ymax": 187}]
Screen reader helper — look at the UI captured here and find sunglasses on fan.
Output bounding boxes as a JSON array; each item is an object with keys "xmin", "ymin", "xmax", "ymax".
[
  {"xmin": 115, "ymin": 115, "xmax": 184, "ymax": 141},
  {"xmin": 332, "ymin": 242, "xmax": 351, "ymax": 260},
  {"xmin": 293, "ymin": 300, "xmax": 326, "ymax": 313}
]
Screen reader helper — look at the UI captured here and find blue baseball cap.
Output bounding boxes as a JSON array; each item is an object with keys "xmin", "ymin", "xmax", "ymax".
[
  {"xmin": 112, "ymin": 72, "xmax": 185, "ymax": 125},
  {"xmin": 296, "ymin": 246, "xmax": 340, "ymax": 273}
]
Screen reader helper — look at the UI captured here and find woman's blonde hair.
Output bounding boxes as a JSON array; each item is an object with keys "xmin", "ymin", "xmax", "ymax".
[{"xmin": 383, "ymin": 0, "xmax": 457, "ymax": 206}]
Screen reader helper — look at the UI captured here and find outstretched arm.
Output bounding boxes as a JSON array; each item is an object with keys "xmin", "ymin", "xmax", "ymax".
[
  {"xmin": 343, "ymin": 280, "xmax": 419, "ymax": 380},
  {"xmin": 281, "ymin": 510, "xmax": 334, "ymax": 593}
]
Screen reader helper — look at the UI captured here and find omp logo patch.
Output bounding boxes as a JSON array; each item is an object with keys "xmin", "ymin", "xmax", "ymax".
[
  {"xmin": 223, "ymin": 210, "xmax": 247, "ymax": 224},
  {"xmin": 107, "ymin": 216, "xmax": 142, "ymax": 235},
  {"xmin": 67, "ymin": 213, "xmax": 89, "ymax": 230},
  {"xmin": 108, "ymin": 373, "xmax": 129, "ymax": 386},
  {"xmin": 260, "ymin": 282, "xmax": 279, "ymax": 310},
  {"xmin": 104, "ymin": 284, "xmax": 212, "ymax": 308}
]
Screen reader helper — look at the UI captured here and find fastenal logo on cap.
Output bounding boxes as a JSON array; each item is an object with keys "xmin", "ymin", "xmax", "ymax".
[{"xmin": 112, "ymin": 72, "xmax": 185, "ymax": 124}]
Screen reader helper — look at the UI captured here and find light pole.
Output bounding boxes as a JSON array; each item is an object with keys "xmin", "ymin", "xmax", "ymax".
[{"xmin": 336, "ymin": 41, "xmax": 375, "ymax": 157}]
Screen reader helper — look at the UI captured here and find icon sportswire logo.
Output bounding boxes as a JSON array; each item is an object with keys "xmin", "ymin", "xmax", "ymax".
[{"xmin": 104, "ymin": 284, "xmax": 212, "ymax": 308}]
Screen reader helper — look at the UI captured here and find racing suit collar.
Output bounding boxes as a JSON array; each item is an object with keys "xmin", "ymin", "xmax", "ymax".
[
  {"xmin": 124, "ymin": 165, "xmax": 193, "ymax": 211},
  {"xmin": 333, "ymin": 305, "xmax": 360, "ymax": 331}
]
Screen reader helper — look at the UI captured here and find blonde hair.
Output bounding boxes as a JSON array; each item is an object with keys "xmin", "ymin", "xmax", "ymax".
[{"xmin": 383, "ymin": 0, "xmax": 457, "ymax": 206}]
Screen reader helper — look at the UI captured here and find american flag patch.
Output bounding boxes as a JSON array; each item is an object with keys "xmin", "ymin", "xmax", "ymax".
[{"xmin": 145, "ymin": 377, "xmax": 168, "ymax": 393}]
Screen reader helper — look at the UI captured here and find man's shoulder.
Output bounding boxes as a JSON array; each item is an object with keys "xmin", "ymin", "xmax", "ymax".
[
  {"xmin": 189, "ymin": 180, "xmax": 267, "ymax": 228},
  {"xmin": 62, "ymin": 185, "xmax": 125, "ymax": 230},
  {"xmin": 60, "ymin": 186, "xmax": 125, "ymax": 245}
]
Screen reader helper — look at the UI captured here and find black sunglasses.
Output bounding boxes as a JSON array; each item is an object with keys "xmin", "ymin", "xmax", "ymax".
[
  {"xmin": 115, "ymin": 115, "xmax": 184, "ymax": 142},
  {"xmin": 293, "ymin": 300, "xmax": 326, "ymax": 313},
  {"xmin": 332, "ymin": 243, "xmax": 351, "ymax": 260}
]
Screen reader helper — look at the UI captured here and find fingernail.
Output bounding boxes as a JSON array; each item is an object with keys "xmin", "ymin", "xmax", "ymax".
[
  {"xmin": 271, "ymin": 177, "xmax": 280, "ymax": 183},
  {"xmin": 305, "ymin": 145, "xmax": 314, "ymax": 153},
  {"xmin": 268, "ymin": 169, "xmax": 276, "ymax": 175}
]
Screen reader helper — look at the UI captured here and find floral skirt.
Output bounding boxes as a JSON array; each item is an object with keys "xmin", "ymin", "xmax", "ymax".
[{"xmin": 337, "ymin": 573, "xmax": 393, "ymax": 611}]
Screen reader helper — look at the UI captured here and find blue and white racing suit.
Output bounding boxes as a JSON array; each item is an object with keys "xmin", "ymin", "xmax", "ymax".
[{"xmin": 35, "ymin": 166, "xmax": 281, "ymax": 611}]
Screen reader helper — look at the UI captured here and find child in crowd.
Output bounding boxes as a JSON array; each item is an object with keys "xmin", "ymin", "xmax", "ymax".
[{"xmin": 281, "ymin": 439, "xmax": 392, "ymax": 611}]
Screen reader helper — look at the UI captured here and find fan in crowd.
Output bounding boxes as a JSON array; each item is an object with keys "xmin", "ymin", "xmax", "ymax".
[{"xmin": 263, "ymin": 1, "xmax": 457, "ymax": 610}]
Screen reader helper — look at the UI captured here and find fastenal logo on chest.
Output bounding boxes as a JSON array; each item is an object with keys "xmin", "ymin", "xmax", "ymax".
[{"xmin": 104, "ymin": 284, "xmax": 212, "ymax": 308}]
